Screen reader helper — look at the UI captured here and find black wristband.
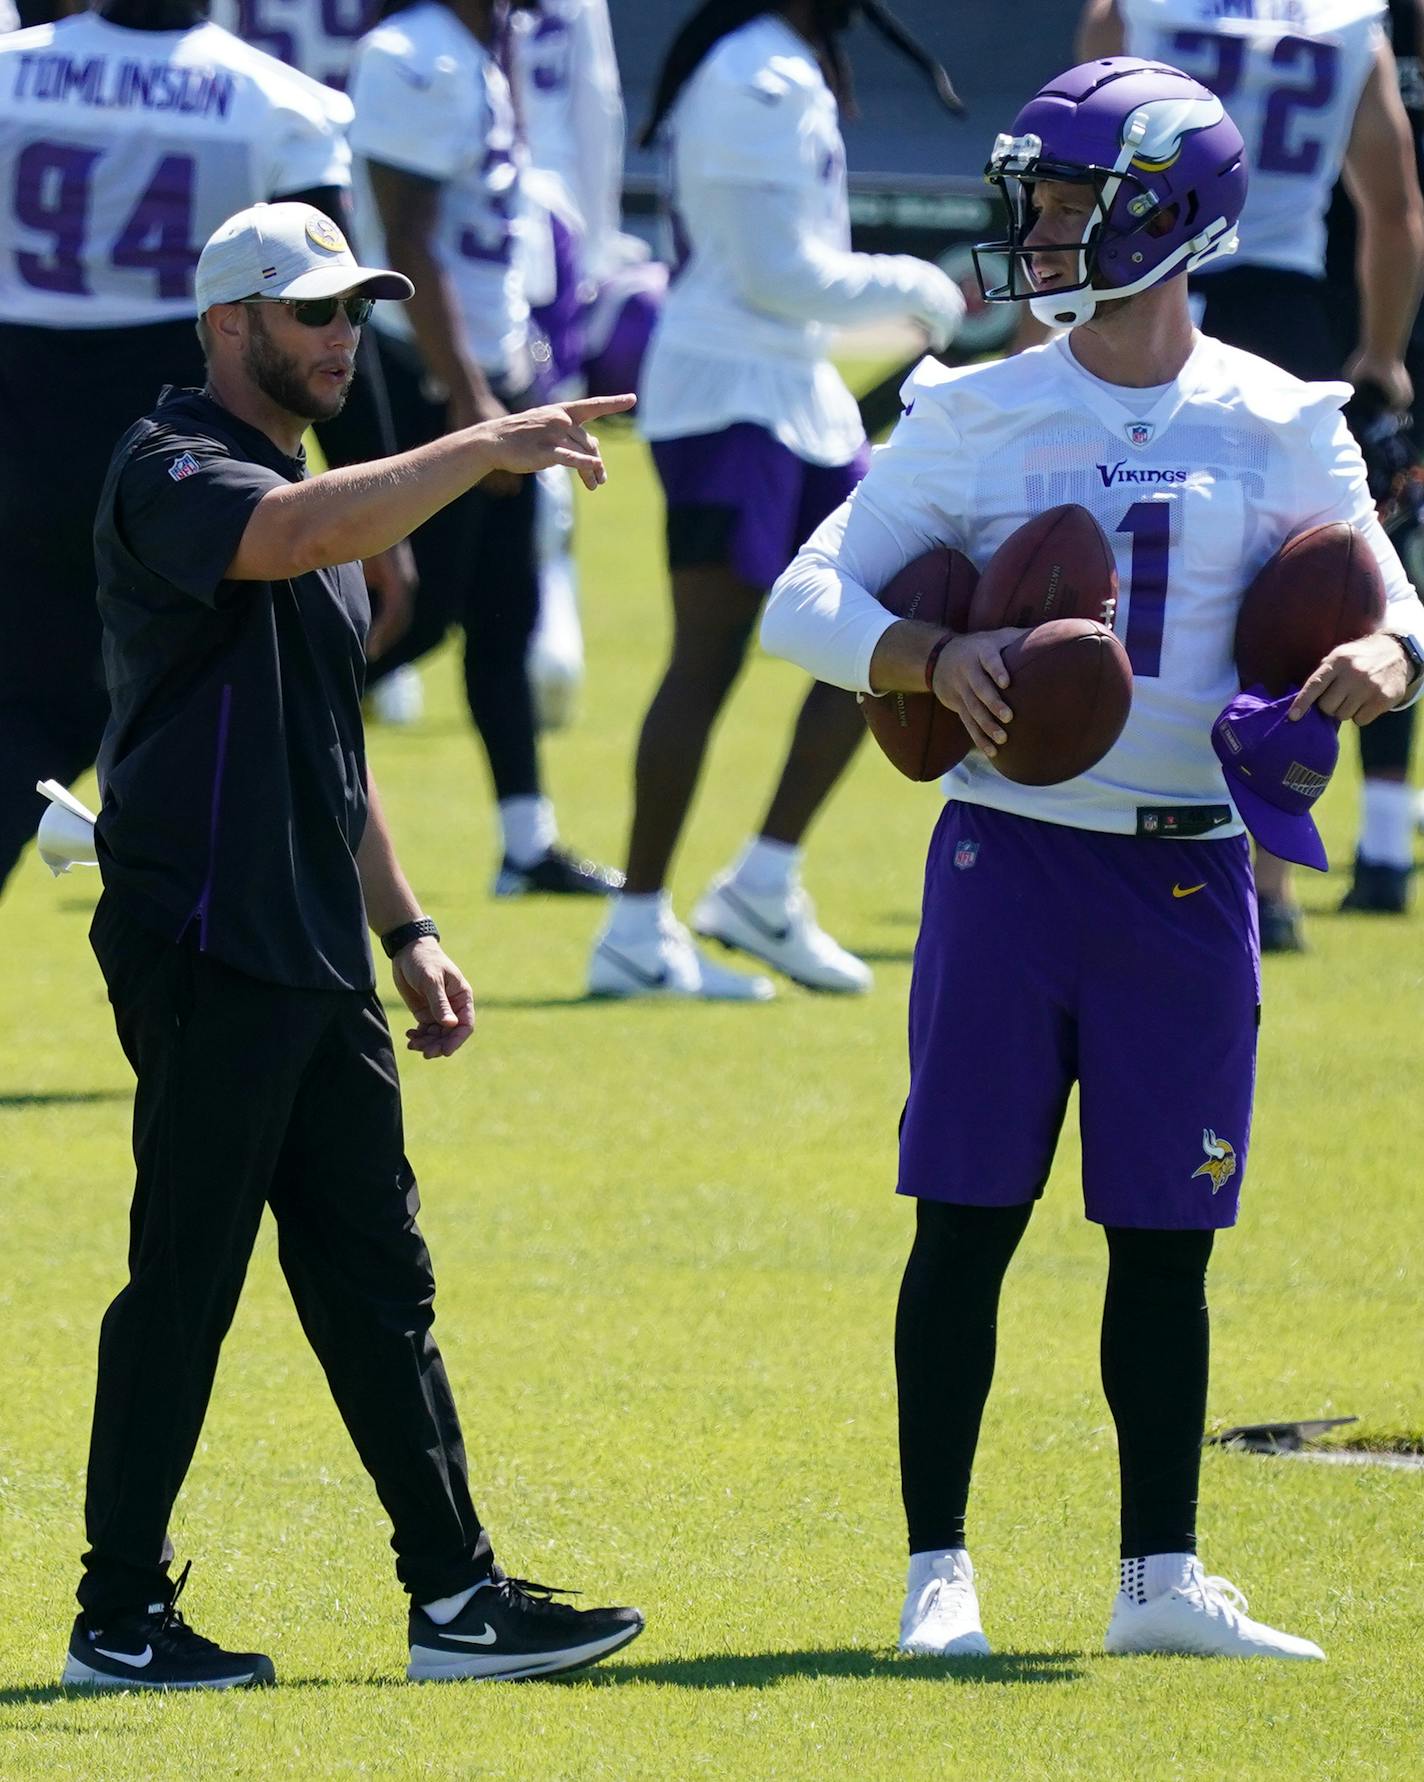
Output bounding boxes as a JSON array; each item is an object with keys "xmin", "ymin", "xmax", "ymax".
[
  {"xmin": 924, "ymin": 631, "xmax": 955, "ymax": 692},
  {"xmin": 381, "ymin": 917, "xmax": 440, "ymax": 959}
]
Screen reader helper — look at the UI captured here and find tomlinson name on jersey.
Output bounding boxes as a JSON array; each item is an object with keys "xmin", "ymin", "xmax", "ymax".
[
  {"xmin": 1095, "ymin": 461, "xmax": 1190, "ymax": 488},
  {"xmin": 13, "ymin": 53, "xmax": 237, "ymax": 120}
]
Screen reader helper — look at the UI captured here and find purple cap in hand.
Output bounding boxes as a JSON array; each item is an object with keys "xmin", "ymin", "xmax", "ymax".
[{"xmin": 1211, "ymin": 687, "xmax": 1340, "ymax": 872}]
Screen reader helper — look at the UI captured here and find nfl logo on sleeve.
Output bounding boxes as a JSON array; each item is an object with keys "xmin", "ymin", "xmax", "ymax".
[{"xmin": 167, "ymin": 453, "xmax": 201, "ymax": 482}]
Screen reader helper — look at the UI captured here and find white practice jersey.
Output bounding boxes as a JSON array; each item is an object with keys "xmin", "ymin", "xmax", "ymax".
[
  {"xmin": 509, "ymin": 0, "xmax": 624, "ymax": 281},
  {"xmin": 206, "ymin": 0, "xmax": 378, "ymax": 92},
  {"xmin": 1, "ymin": 1, "xmax": 17, "ymax": 39},
  {"xmin": 348, "ymin": 1, "xmax": 529, "ymax": 380},
  {"xmin": 0, "ymin": 14, "xmax": 350, "ymax": 329},
  {"xmin": 1120, "ymin": 0, "xmax": 1384, "ymax": 277},
  {"xmin": 763, "ymin": 334, "xmax": 1424, "ymax": 836},
  {"xmin": 640, "ymin": 14, "xmax": 863, "ymax": 464}
]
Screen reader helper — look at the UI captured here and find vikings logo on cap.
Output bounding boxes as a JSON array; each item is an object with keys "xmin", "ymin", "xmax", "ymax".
[
  {"xmin": 1191, "ymin": 1128, "xmax": 1237, "ymax": 1194},
  {"xmin": 305, "ymin": 214, "xmax": 348, "ymax": 256}
]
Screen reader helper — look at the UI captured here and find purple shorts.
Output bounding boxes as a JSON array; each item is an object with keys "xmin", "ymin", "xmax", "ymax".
[
  {"xmin": 651, "ymin": 423, "xmax": 870, "ymax": 591},
  {"xmin": 899, "ymin": 803, "xmax": 1261, "ymax": 1230}
]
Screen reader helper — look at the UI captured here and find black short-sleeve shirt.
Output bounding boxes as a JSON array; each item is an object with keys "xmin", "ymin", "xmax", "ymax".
[{"xmin": 94, "ymin": 387, "xmax": 374, "ymax": 994}]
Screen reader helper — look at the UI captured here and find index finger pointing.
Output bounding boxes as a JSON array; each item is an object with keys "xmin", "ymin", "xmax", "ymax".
[
  {"xmin": 563, "ymin": 393, "xmax": 637, "ymax": 423},
  {"xmin": 1288, "ymin": 663, "xmax": 1333, "ymax": 720}
]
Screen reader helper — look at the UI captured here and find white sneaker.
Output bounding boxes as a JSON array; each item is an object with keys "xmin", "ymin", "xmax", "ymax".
[
  {"xmin": 1105, "ymin": 1559, "xmax": 1325, "ymax": 1660},
  {"xmin": 690, "ymin": 876, "xmax": 872, "ymax": 994},
  {"xmin": 898, "ymin": 1550, "xmax": 991, "ymax": 1657},
  {"xmin": 370, "ymin": 665, "xmax": 424, "ymax": 727},
  {"xmin": 588, "ymin": 912, "xmax": 774, "ymax": 1001}
]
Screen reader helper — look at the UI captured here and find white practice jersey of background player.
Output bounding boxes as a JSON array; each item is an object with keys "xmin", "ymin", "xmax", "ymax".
[
  {"xmin": 639, "ymin": 12, "xmax": 962, "ymax": 469},
  {"xmin": 207, "ymin": 0, "xmax": 376, "ymax": 91},
  {"xmin": 764, "ymin": 338, "xmax": 1424, "ymax": 829},
  {"xmin": 1119, "ymin": 0, "xmax": 1384, "ymax": 276},
  {"xmin": 0, "ymin": 10, "xmax": 350, "ymax": 327},
  {"xmin": 348, "ymin": 0, "xmax": 530, "ymax": 382},
  {"xmin": 509, "ymin": 0, "xmax": 624, "ymax": 283}
]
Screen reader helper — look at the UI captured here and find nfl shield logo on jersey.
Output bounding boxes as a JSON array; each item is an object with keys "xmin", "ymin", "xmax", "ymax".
[
  {"xmin": 167, "ymin": 453, "xmax": 201, "ymax": 483},
  {"xmin": 1126, "ymin": 421, "xmax": 1154, "ymax": 448},
  {"xmin": 954, "ymin": 840, "xmax": 979, "ymax": 871}
]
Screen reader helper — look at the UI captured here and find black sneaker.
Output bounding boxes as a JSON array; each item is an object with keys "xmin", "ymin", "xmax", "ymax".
[
  {"xmin": 407, "ymin": 1569, "xmax": 644, "ymax": 1682},
  {"xmin": 493, "ymin": 847, "xmax": 624, "ymax": 898},
  {"xmin": 1339, "ymin": 855, "xmax": 1411, "ymax": 914},
  {"xmin": 62, "ymin": 1564, "xmax": 274, "ymax": 1690},
  {"xmin": 1257, "ymin": 896, "xmax": 1306, "ymax": 953}
]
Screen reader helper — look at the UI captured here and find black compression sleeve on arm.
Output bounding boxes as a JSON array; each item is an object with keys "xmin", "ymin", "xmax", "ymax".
[{"xmin": 279, "ymin": 184, "xmax": 400, "ymax": 470}]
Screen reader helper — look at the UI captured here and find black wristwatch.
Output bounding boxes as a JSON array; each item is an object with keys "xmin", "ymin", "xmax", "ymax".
[
  {"xmin": 381, "ymin": 916, "xmax": 440, "ymax": 959},
  {"xmin": 1387, "ymin": 631, "xmax": 1424, "ymax": 698}
]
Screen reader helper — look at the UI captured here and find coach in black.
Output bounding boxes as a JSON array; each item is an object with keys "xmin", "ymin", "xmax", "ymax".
[{"xmin": 64, "ymin": 200, "xmax": 642, "ymax": 1691}]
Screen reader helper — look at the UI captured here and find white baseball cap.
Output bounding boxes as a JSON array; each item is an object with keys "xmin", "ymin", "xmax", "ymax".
[{"xmin": 195, "ymin": 201, "xmax": 413, "ymax": 312}]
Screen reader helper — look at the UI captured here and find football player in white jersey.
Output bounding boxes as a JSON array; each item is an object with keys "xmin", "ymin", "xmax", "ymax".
[
  {"xmin": 208, "ymin": 0, "xmax": 377, "ymax": 90},
  {"xmin": 587, "ymin": 0, "xmax": 966, "ymax": 1001},
  {"xmin": 764, "ymin": 58, "xmax": 1424, "ymax": 1659},
  {"xmin": 0, "ymin": 0, "xmax": 400, "ymax": 900},
  {"xmin": 1078, "ymin": 0, "xmax": 1424, "ymax": 941},
  {"xmin": 347, "ymin": 0, "xmax": 617, "ymax": 895}
]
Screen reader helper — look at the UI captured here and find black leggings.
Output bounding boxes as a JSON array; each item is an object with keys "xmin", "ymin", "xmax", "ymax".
[
  {"xmin": 369, "ymin": 337, "xmax": 542, "ymax": 803},
  {"xmin": 896, "ymin": 1200, "xmax": 1213, "ymax": 1559}
]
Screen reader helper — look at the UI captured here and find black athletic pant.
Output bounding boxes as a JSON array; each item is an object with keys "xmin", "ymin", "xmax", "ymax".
[
  {"xmin": 79, "ymin": 894, "xmax": 491, "ymax": 1621},
  {"xmin": 896, "ymin": 1200, "xmax": 1213, "ymax": 1559},
  {"xmin": 0, "ymin": 320, "xmax": 204, "ymax": 897},
  {"xmin": 369, "ymin": 337, "xmax": 542, "ymax": 803}
]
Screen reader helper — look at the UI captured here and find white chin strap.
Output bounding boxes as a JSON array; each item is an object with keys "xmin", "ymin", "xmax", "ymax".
[{"xmin": 1029, "ymin": 218, "xmax": 1238, "ymax": 330}]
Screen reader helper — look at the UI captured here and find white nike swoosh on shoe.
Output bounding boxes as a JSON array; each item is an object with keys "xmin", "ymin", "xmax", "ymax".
[
  {"xmin": 440, "ymin": 1624, "xmax": 499, "ymax": 1646},
  {"xmin": 93, "ymin": 1644, "xmax": 154, "ymax": 1668}
]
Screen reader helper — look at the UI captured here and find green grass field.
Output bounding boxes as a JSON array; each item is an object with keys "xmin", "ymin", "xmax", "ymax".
[{"xmin": 2, "ymin": 415, "xmax": 1422, "ymax": 1780}]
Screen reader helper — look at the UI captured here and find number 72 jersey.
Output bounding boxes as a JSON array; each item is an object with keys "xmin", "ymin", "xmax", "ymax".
[
  {"xmin": 0, "ymin": 12, "xmax": 351, "ymax": 329},
  {"xmin": 775, "ymin": 335, "xmax": 1423, "ymax": 834}
]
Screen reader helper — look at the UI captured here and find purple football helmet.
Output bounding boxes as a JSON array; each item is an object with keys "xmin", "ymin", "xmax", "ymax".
[{"xmin": 974, "ymin": 58, "xmax": 1247, "ymax": 328}]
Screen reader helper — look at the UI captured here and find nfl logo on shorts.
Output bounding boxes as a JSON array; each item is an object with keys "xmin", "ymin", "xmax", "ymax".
[
  {"xmin": 167, "ymin": 452, "xmax": 201, "ymax": 483},
  {"xmin": 954, "ymin": 839, "xmax": 979, "ymax": 871}
]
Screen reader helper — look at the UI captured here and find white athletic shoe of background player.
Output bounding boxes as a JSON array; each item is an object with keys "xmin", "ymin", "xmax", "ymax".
[
  {"xmin": 588, "ymin": 907, "xmax": 773, "ymax": 1001},
  {"xmin": 370, "ymin": 665, "xmax": 425, "ymax": 727},
  {"xmin": 528, "ymin": 466, "xmax": 584, "ymax": 731},
  {"xmin": 898, "ymin": 1550, "xmax": 991, "ymax": 1657},
  {"xmin": 691, "ymin": 874, "xmax": 871, "ymax": 993},
  {"xmin": 1105, "ymin": 1557, "xmax": 1324, "ymax": 1660}
]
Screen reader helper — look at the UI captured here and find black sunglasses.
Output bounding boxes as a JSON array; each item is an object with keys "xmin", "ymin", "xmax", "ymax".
[{"xmin": 241, "ymin": 294, "xmax": 375, "ymax": 328}]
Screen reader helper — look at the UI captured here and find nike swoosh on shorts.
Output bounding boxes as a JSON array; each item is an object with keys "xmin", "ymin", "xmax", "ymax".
[{"xmin": 1172, "ymin": 884, "xmax": 1206, "ymax": 898}]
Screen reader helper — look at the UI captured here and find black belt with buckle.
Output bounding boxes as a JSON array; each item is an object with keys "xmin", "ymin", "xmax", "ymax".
[{"xmin": 1135, "ymin": 804, "xmax": 1234, "ymax": 839}]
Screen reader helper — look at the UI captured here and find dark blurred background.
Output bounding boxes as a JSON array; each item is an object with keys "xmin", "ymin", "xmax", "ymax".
[{"xmin": 611, "ymin": 0, "xmax": 1080, "ymax": 184}]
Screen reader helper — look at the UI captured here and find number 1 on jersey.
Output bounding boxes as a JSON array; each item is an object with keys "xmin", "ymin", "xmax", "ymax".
[{"xmin": 1117, "ymin": 499, "xmax": 1171, "ymax": 679}]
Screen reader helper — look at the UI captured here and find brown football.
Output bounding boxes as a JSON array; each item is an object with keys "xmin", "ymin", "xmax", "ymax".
[
  {"xmin": 1235, "ymin": 522, "xmax": 1386, "ymax": 695},
  {"xmin": 860, "ymin": 547, "xmax": 978, "ymax": 781},
  {"xmin": 992, "ymin": 619, "xmax": 1134, "ymax": 787},
  {"xmin": 968, "ymin": 504, "xmax": 1119, "ymax": 633}
]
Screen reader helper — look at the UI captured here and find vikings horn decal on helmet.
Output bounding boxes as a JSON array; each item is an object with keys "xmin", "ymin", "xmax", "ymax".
[{"xmin": 972, "ymin": 58, "xmax": 1247, "ymax": 329}]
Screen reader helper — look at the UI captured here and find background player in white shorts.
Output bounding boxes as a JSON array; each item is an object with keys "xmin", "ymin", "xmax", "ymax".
[
  {"xmin": 1080, "ymin": 0, "xmax": 1424, "ymax": 940},
  {"xmin": 764, "ymin": 56, "xmax": 1424, "ymax": 1659},
  {"xmin": 588, "ymin": 0, "xmax": 966, "ymax": 1002},
  {"xmin": 0, "ymin": 0, "xmax": 385, "ymax": 900}
]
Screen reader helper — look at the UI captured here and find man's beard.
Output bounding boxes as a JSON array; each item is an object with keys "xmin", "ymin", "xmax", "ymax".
[{"xmin": 244, "ymin": 311, "xmax": 351, "ymax": 424}]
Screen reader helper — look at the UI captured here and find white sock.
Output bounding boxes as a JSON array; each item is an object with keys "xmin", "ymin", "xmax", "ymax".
[
  {"xmin": 421, "ymin": 1581, "xmax": 489, "ymax": 1625},
  {"xmin": 728, "ymin": 836, "xmax": 802, "ymax": 898},
  {"xmin": 605, "ymin": 890, "xmax": 670, "ymax": 942},
  {"xmin": 499, "ymin": 795, "xmax": 557, "ymax": 869},
  {"xmin": 907, "ymin": 1547, "xmax": 972, "ymax": 1590},
  {"xmin": 1358, "ymin": 780, "xmax": 1415, "ymax": 871},
  {"xmin": 1121, "ymin": 1553, "xmax": 1196, "ymax": 1605}
]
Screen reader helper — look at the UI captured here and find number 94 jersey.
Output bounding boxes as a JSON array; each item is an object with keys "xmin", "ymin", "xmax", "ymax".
[
  {"xmin": 0, "ymin": 12, "xmax": 351, "ymax": 329},
  {"xmin": 1120, "ymin": 0, "xmax": 1385, "ymax": 278},
  {"xmin": 775, "ymin": 336, "xmax": 1423, "ymax": 834}
]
